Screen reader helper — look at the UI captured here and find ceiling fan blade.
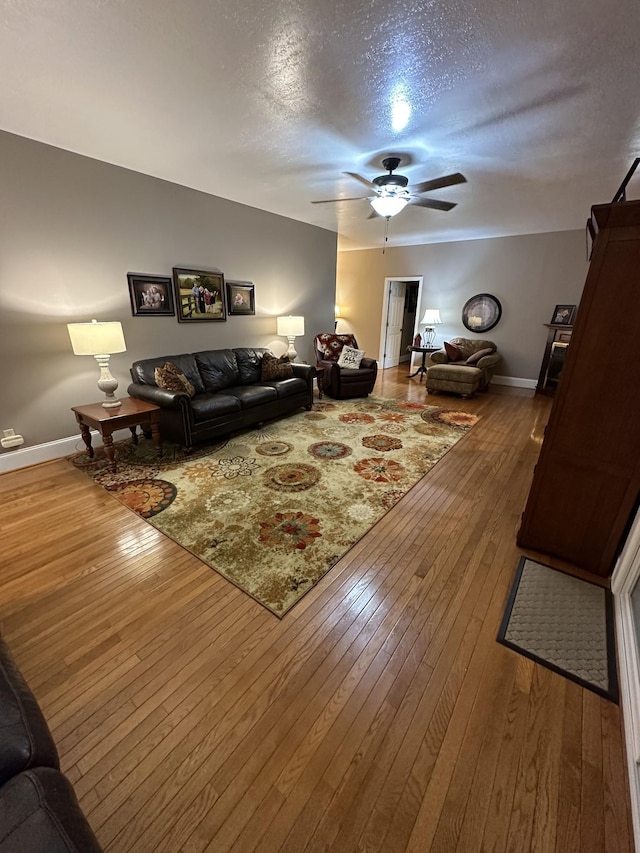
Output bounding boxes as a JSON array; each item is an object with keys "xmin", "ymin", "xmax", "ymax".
[
  {"xmin": 411, "ymin": 197, "xmax": 457, "ymax": 212},
  {"xmin": 412, "ymin": 172, "xmax": 467, "ymax": 194},
  {"xmin": 367, "ymin": 208, "xmax": 380, "ymax": 219},
  {"xmin": 311, "ymin": 196, "xmax": 370, "ymax": 204},
  {"xmin": 343, "ymin": 171, "xmax": 377, "ymax": 190}
]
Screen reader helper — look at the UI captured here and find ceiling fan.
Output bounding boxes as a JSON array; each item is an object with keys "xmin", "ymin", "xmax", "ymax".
[{"xmin": 311, "ymin": 157, "xmax": 466, "ymax": 218}]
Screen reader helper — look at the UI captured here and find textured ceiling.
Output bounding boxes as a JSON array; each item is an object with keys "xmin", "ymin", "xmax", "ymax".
[{"xmin": 1, "ymin": 0, "xmax": 639, "ymax": 250}]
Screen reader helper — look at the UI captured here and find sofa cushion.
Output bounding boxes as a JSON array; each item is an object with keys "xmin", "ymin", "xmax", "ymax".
[
  {"xmin": 334, "ymin": 366, "xmax": 376, "ymax": 383},
  {"xmin": 195, "ymin": 350, "xmax": 239, "ymax": 392},
  {"xmin": 444, "ymin": 341, "xmax": 463, "ymax": 362},
  {"xmin": 261, "ymin": 352, "xmax": 293, "ymax": 381},
  {"xmin": 428, "ymin": 364, "xmax": 482, "ymax": 382},
  {"xmin": 0, "ymin": 768, "xmax": 102, "ymax": 853},
  {"xmin": 450, "ymin": 338, "xmax": 497, "ymax": 361},
  {"xmin": 315, "ymin": 333, "xmax": 357, "ymax": 361},
  {"xmin": 0, "ymin": 639, "xmax": 59, "ymax": 787},
  {"xmin": 131, "ymin": 354, "xmax": 205, "ymax": 395},
  {"xmin": 234, "ymin": 348, "xmax": 271, "ymax": 384},
  {"xmin": 154, "ymin": 363, "xmax": 196, "ymax": 397},
  {"xmin": 224, "ymin": 385, "xmax": 278, "ymax": 408},
  {"xmin": 337, "ymin": 345, "xmax": 365, "ymax": 369},
  {"xmin": 466, "ymin": 347, "xmax": 494, "ymax": 365},
  {"xmin": 190, "ymin": 393, "xmax": 242, "ymax": 423},
  {"xmin": 262, "ymin": 377, "xmax": 307, "ymax": 398}
]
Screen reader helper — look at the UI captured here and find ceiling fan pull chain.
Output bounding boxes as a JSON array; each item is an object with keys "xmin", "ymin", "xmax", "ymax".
[{"xmin": 383, "ymin": 216, "xmax": 390, "ymax": 253}]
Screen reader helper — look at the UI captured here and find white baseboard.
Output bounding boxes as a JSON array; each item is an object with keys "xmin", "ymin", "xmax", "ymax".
[
  {"xmin": 0, "ymin": 431, "xmax": 102, "ymax": 475},
  {"xmin": 492, "ymin": 375, "xmax": 537, "ymax": 390}
]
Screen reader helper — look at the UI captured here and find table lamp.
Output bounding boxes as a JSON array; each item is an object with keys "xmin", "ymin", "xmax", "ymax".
[
  {"xmin": 277, "ymin": 315, "xmax": 305, "ymax": 361},
  {"xmin": 420, "ymin": 308, "xmax": 442, "ymax": 348},
  {"xmin": 67, "ymin": 319, "xmax": 127, "ymax": 408}
]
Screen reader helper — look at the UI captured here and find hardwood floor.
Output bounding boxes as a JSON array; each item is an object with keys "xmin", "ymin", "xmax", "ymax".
[{"xmin": 0, "ymin": 368, "xmax": 633, "ymax": 852}]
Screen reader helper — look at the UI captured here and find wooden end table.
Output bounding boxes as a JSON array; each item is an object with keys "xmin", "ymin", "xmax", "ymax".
[
  {"xmin": 315, "ymin": 366, "xmax": 325, "ymax": 399},
  {"xmin": 71, "ymin": 397, "xmax": 162, "ymax": 473},
  {"xmin": 407, "ymin": 346, "xmax": 439, "ymax": 382}
]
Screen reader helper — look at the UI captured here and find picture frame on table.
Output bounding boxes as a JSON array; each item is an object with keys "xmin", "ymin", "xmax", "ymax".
[
  {"xmin": 127, "ymin": 273, "xmax": 175, "ymax": 316},
  {"xmin": 226, "ymin": 281, "xmax": 255, "ymax": 316},
  {"xmin": 172, "ymin": 268, "xmax": 226, "ymax": 322},
  {"xmin": 551, "ymin": 304, "xmax": 576, "ymax": 325}
]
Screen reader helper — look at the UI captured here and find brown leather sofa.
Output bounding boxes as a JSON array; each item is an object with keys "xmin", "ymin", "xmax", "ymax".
[
  {"xmin": 128, "ymin": 347, "xmax": 315, "ymax": 449},
  {"xmin": 0, "ymin": 637, "xmax": 102, "ymax": 852},
  {"xmin": 313, "ymin": 333, "xmax": 378, "ymax": 399}
]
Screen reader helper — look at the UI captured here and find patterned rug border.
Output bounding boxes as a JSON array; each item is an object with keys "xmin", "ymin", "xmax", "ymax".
[
  {"xmin": 497, "ymin": 556, "xmax": 619, "ymax": 702},
  {"xmin": 70, "ymin": 395, "xmax": 481, "ymax": 618}
]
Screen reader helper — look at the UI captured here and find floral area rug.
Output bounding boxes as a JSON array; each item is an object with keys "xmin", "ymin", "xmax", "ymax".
[{"xmin": 70, "ymin": 397, "xmax": 479, "ymax": 617}]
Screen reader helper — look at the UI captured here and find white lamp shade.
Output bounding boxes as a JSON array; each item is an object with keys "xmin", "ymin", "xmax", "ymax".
[
  {"xmin": 67, "ymin": 320, "xmax": 126, "ymax": 355},
  {"xmin": 420, "ymin": 309, "xmax": 442, "ymax": 326},
  {"xmin": 370, "ymin": 195, "xmax": 409, "ymax": 218},
  {"xmin": 277, "ymin": 315, "xmax": 305, "ymax": 337}
]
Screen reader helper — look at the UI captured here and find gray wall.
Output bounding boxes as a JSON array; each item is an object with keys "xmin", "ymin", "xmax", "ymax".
[
  {"xmin": 337, "ymin": 230, "xmax": 588, "ymax": 381},
  {"xmin": 0, "ymin": 131, "xmax": 337, "ymax": 450}
]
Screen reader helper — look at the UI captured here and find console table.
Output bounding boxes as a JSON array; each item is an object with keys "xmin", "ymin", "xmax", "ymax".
[
  {"xmin": 71, "ymin": 397, "xmax": 162, "ymax": 473},
  {"xmin": 407, "ymin": 346, "xmax": 439, "ymax": 381},
  {"xmin": 535, "ymin": 324, "xmax": 573, "ymax": 395}
]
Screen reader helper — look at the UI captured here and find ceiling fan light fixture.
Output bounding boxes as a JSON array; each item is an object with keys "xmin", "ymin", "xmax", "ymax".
[{"xmin": 370, "ymin": 195, "xmax": 409, "ymax": 217}]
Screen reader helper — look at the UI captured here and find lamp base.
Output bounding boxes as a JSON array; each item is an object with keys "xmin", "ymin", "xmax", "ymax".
[
  {"xmin": 95, "ymin": 354, "xmax": 122, "ymax": 408},
  {"xmin": 422, "ymin": 327, "xmax": 436, "ymax": 348},
  {"xmin": 101, "ymin": 396, "xmax": 122, "ymax": 409},
  {"xmin": 286, "ymin": 336, "xmax": 298, "ymax": 362}
]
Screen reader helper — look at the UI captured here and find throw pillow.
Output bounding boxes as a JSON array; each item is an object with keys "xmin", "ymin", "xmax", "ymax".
[
  {"xmin": 337, "ymin": 345, "xmax": 365, "ymax": 369},
  {"xmin": 154, "ymin": 362, "xmax": 196, "ymax": 397},
  {"xmin": 261, "ymin": 352, "xmax": 294, "ymax": 380},
  {"xmin": 444, "ymin": 341, "xmax": 463, "ymax": 362},
  {"xmin": 466, "ymin": 347, "xmax": 494, "ymax": 365}
]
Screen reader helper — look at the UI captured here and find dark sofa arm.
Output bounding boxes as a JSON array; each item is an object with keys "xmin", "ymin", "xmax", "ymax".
[
  {"xmin": 0, "ymin": 638, "xmax": 59, "ymax": 786},
  {"xmin": 291, "ymin": 363, "xmax": 316, "ymax": 381},
  {"xmin": 0, "ymin": 768, "xmax": 102, "ymax": 852},
  {"xmin": 127, "ymin": 382, "xmax": 189, "ymax": 410},
  {"xmin": 291, "ymin": 363, "xmax": 316, "ymax": 398}
]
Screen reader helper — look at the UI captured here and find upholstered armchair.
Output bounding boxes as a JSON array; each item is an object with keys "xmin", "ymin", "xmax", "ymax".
[
  {"xmin": 313, "ymin": 333, "xmax": 378, "ymax": 399},
  {"xmin": 426, "ymin": 337, "xmax": 501, "ymax": 397}
]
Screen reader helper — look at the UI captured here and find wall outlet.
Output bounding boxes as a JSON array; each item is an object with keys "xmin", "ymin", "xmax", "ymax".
[{"xmin": 1, "ymin": 428, "xmax": 24, "ymax": 449}]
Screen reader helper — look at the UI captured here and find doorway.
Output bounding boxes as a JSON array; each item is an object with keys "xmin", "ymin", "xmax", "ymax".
[{"xmin": 379, "ymin": 277, "xmax": 423, "ymax": 369}]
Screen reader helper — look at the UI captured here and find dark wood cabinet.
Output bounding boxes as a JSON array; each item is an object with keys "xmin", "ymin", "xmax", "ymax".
[
  {"xmin": 536, "ymin": 324, "xmax": 573, "ymax": 395},
  {"xmin": 518, "ymin": 200, "xmax": 640, "ymax": 577}
]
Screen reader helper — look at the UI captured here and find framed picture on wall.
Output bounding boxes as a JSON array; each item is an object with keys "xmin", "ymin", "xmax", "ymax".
[
  {"xmin": 127, "ymin": 273, "xmax": 175, "ymax": 316},
  {"xmin": 172, "ymin": 268, "xmax": 227, "ymax": 322},
  {"xmin": 550, "ymin": 304, "xmax": 576, "ymax": 325},
  {"xmin": 226, "ymin": 281, "xmax": 255, "ymax": 315},
  {"xmin": 461, "ymin": 293, "xmax": 502, "ymax": 333}
]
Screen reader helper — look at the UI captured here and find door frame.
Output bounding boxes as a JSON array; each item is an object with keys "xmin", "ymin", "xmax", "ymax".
[
  {"xmin": 378, "ymin": 276, "xmax": 424, "ymax": 366},
  {"xmin": 611, "ymin": 507, "xmax": 640, "ymax": 852}
]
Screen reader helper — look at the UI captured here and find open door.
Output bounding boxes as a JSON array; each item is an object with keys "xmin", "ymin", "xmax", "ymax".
[
  {"xmin": 383, "ymin": 281, "xmax": 406, "ymax": 368},
  {"xmin": 379, "ymin": 276, "xmax": 424, "ymax": 369}
]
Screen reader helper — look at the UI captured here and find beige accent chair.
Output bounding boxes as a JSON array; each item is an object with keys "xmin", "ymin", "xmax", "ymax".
[{"xmin": 426, "ymin": 337, "xmax": 501, "ymax": 398}]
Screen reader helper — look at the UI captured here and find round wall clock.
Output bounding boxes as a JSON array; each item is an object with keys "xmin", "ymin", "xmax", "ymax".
[{"xmin": 461, "ymin": 293, "xmax": 502, "ymax": 333}]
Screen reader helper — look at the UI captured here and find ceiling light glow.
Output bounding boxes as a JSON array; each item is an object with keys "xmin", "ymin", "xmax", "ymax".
[{"xmin": 391, "ymin": 87, "xmax": 411, "ymax": 132}]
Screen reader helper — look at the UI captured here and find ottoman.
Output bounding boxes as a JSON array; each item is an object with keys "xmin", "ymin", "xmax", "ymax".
[{"xmin": 426, "ymin": 363, "xmax": 482, "ymax": 397}]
